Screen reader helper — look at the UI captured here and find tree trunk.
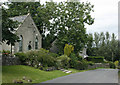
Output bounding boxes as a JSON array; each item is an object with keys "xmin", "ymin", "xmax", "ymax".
[
  {"xmin": 112, "ymin": 52, "xmax": 114, "ymax": 62},
  {"xmin": 11, "ymin": 44, "xmax": 12, "ymax": 56}
]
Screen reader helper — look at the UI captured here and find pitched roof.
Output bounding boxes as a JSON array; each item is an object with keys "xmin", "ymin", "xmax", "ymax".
[
  {"xmin": 9, "ymin": 14, "xmax": 28, "ymax": 23},
  {"xmin": 9, "ymin": 13, "xmax": 30, "ymax": 32}
]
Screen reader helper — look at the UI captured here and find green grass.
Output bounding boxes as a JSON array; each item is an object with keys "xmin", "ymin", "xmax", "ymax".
[
  {"xmin": 2, "ymin": 65, "xmax": 111, "ymax": 84},
  {"xmin": 2, "ymin": 65, "xmax": 82, "ymax": 83},
  {"xmin": 118, "ymin": 70, "xmax": 120, "ymax": 83}
]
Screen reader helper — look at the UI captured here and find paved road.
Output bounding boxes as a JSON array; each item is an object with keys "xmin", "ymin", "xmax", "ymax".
[{"xmin": 43, "ymin": 69, "xmax": 118, "ymax": 83}]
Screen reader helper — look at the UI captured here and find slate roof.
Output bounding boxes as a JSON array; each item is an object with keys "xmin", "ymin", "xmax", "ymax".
[{"xmin": 9, "ymin": 14, "xmax": 28, "ymax": 23}]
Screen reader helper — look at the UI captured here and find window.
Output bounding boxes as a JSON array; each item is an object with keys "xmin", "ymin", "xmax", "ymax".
[
  {"xmin": 35, "ymin": 37, "xmax": 38, "ymax": 49},
  {"xmin": 28, "ymin": 41, "xmax": 32, "ymax": 50},
  {"xmin": 28, "ymin": 45, "xmax": 32, "ymax": 50},
  {"xmin": 19, "ymin": 35, "xmax": 23, "ymax": 52}
]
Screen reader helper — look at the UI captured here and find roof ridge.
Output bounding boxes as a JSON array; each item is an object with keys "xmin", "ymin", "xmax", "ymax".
[
  {"xmin": 10, "ymin": 13, "xmax": 28, "ymax": 18},
  {"xmin": 9, "ymin": 13, "xmax": 30, "ymax": 23}
]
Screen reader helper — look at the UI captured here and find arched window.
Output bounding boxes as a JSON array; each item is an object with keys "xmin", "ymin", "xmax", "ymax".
[
  {"xmin": 28, "ymin": 45, "xmax": 32, "ymax": 50},
  {"xmin": 19, "ymin": 35, "xmax": 23, "ymax": 52},
  {"xmin": 35, "ymin": 37, "xmax": 38, "ymax": 49},
  {"xmin": 28, "ymin": 41, "xmax": 32, "ymax": 50}
]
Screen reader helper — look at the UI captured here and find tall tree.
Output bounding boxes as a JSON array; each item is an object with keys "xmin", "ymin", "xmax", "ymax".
[
  {"xmin": 2, "ymin": 7, "xmax": 19, "ymax": 54},
  {"xmin": 86, "ymin": 33, "xmax": 94, "ymax": 56},
  {"xmin": 6, "ymin": 2, "xmax": 94, "ymax": 54},
  {"xmin": 94, "ymin": 32, "xmax": 100, "ymax": 48},
  {"xmin": 110, "ymin": 33, "xmax": 118, "ymax": 61},
  {"xmin": 89, "ymin": 32, "xmax": 118, "ymax": 61},
  {"xmin": 7, "ymin": 2, "xmax": 56, "ymax": 49},
  {"xmin": 50, "ymin": 2, "xmax": 94, "ymax": 53}
]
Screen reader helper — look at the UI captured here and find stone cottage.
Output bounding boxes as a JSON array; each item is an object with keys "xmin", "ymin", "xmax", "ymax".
[{"xmin": 2, "ymin": 13, "xmax": 42, "ymax": 53}]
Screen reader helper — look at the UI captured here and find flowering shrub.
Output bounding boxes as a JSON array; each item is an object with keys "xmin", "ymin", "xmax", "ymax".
[
  {"xmin": 2, "ymin": 50, "xmax": 10, "ymax": 56},
  {"xmin": 15, "ymin": 48, "xmax": 58, "ymax": 69},
  {"xmin": 56, "ymin": 55, "xmax": 70, "ymax": 69}
]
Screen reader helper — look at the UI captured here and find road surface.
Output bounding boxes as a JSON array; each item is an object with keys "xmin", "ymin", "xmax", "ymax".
[{"xmin": 43, "ymin": 69, "xmax": 118, "ymax": 83}]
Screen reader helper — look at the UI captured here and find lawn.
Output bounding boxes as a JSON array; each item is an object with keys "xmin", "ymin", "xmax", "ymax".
[
  {"xmin": 2, "ymin": 65, "xmax": 82, "ymax": 83},
  {"xmin": 119, "ymin": 70, "xmax": 120, "ymax": 83}
]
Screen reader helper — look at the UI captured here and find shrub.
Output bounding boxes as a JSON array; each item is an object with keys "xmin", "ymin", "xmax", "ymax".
[
  {"xmin": 25, "ymin": 49, "xmax": 56, "ymax": 67},
  {"xmin": 49, "ymin": 52, "xmax": 59, "ymax": 58},
  {"xmin": 109, "ymin": 62, "xmax": 116, "ymax": 69},
  {"xmin": 114, "ymin": 61, "xmax": 119, "ymax": 68},
  {"xmin": 57, "ymin": 55, "xmax": 70, "ymax": 69},
  {"xmin": 15, "ymin": 52, "xmax": 27, "ymax": 64},
  {"xmin": 69, "ymin": 53, "xmax": 78, "ymax": 68},
  {"xmin": 37, "ymin": 49, "xmax": 56, "ymax": 67},
  {"xmin": 2, "ymin": 50, "xmax": 10, "ymax": 56},
  {"xmin": 86, "ymin": 56, "xmax": 104, "ymax": 63},
  {"xmin": 25, "ymin": 51, "xmax": 38, "ymax": 66},
  {"xmin": 77, "ymin": 55, "xmax": 83, "ymax": 61},
  {"xmin": 39, "ymin": 48, "xmax": 49, "ymax": 53},
  {"xmin": 87, "ymin": 61, "xmax": 95, "ymax": 66},
  {"xmin": 64, "ymin": 44, "xmax": 74, "ymax": 56},
  {"xmin": 75, "ymin": 60, "xmax": 88, "ymax": 70},
  {"xmin": 15, "ymin": 48, "xmax": 58, "ymax": 69},
  {"xmin": 118, "ymin": 66, "xmax": 120, "ymax": 69}
]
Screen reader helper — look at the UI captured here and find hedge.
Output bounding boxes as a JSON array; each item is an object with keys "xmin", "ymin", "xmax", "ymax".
[{"xmin": 86, "ymin": 56, "xmax": 104, "ymax": 63}]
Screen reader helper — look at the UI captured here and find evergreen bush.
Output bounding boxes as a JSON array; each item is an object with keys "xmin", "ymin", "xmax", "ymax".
[
  {"xmin": 57, "ymin": 55, "xmax": 70, "ymax": 69},
  {"xmin": 109, "ymin": 62, "xmax": 116, "ymax": 69},
  {"xmin": 15, "ymin": 52, "xmax": 27, "ymax": 64},
  {"xmin": 86, "ymin": 56, "xmax": 104, "ymax": 63},
  {"xmin": 69, "ymin": 53, "xmax": 78, "ymax": 68},
  {"xmin": 75, "ymin": 60, "xmax": 88, "ymax": 70}
]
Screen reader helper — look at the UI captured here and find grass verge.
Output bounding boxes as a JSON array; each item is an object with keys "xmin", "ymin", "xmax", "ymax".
[
  {"xmin": 2, "ymin": 65, "xmax": 111, "ymax": 84},
  {"xmin": 118, "ymin": 70, "xmax": 120, "ymax": 83},
  {"xmin": 2, "ymin": 65, "xmax": 82, "ymax": 83}
]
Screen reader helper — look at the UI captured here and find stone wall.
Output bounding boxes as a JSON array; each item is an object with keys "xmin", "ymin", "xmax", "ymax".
[
  {"xmin": 2, "ymin": 55, "xmax": 21, "ymax": 65},
  {"xmin": 88, "ymin": 63, "xmax": 110, "ymax": 69}
]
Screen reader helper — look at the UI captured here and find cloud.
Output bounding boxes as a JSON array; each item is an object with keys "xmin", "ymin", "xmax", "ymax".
[
  {"xmin": 80, "ymin": 0, "xmax": 119, "ymax": 38},
  {"xmin": 41, "ymin": 0, "xmax": 119, "ymax": 37},
  {"xmin": 1, "ymin": 0, "xmax": 119, "ymax": 38}
]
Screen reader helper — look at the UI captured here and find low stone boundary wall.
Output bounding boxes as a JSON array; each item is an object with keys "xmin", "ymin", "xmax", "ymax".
[
  {"xmin": 88, "ymin": 63, "xmax": 110, "ymax": 69},
  {"xmin": 2, "ymin": 55, "xmax": 21, "ymax": 65}
]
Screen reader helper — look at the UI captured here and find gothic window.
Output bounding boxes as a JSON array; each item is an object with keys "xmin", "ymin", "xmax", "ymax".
[
  {"xmin": 28, "ymin": 41, "xmax": 32, "ymax": 50},
  {"xmin": 19, "ymin": 35, "xmax": 23, "ymax": 52},
  {"xmin": 28, "ymin": 45, "xmax": 32, "ymax": 50},
  {"xmin": 35, "ymin": 37, "xmax": 38, "ymax": 49}
]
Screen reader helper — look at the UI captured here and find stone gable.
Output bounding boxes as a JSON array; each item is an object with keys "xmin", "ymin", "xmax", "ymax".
[{"xmin": 2, "ymin": 13, "xmax": 42, "ymax": 53}]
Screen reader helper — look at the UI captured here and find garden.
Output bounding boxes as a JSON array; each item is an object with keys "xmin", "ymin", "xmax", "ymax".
[
  {"xmin": 2, "ymin": 44, "xmax": 119, "ymax": 83},
  {"xmin": 2, "ymin": 1, "xmax": 120, "ymax": 84}
]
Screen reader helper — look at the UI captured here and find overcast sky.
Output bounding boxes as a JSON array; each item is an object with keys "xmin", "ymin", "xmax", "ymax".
[
  {"xmin": 41, "ymin": 0, "xmax": 119, "ymax": 38},
  {"xmin": 81, "ymin": 0, "xmax": 119, "ymax": 38},
  {"xmin": 1, "ymin": 0, "xmax": 119, "ymax": 38}
]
